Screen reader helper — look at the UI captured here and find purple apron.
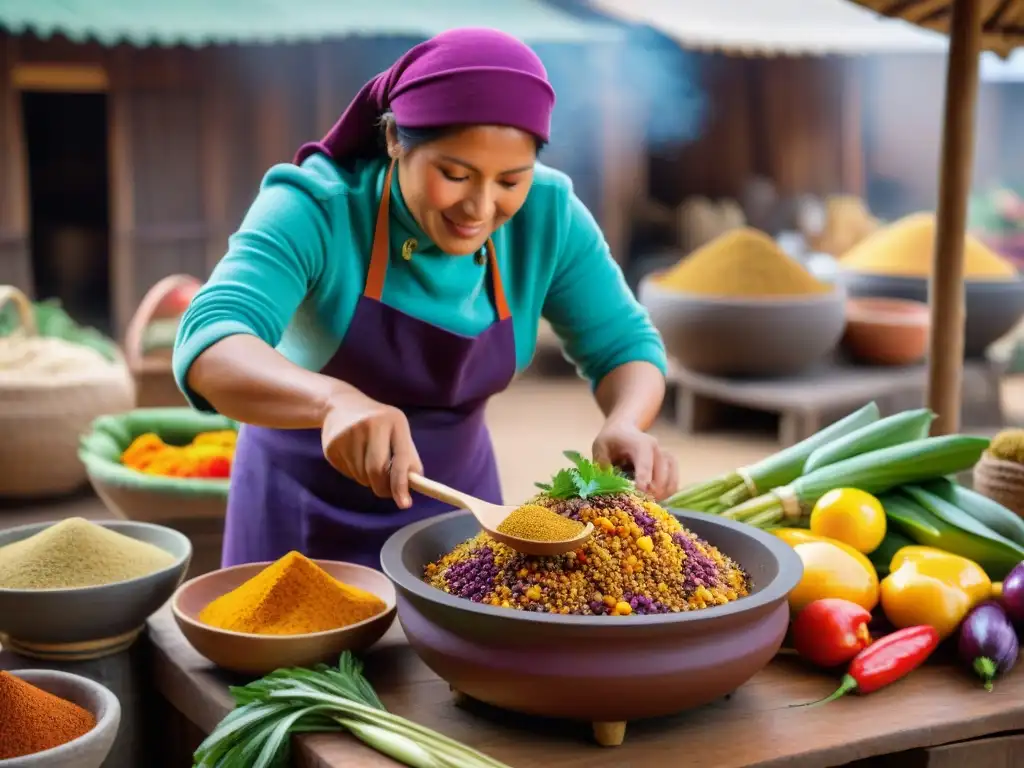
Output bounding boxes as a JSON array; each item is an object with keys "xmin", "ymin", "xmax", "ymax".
[{"xmin": 221, "ymin": 160, "xmax": 517, "ymax": 569}]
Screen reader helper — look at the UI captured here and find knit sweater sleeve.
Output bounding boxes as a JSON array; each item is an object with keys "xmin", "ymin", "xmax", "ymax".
[
  {"xmin": 541, "ymin": 188, "xmax": 668, "ymax": 387},
  {"xmin": 172, "ymin": 164, "xmax": 332, "ymax": 411}
]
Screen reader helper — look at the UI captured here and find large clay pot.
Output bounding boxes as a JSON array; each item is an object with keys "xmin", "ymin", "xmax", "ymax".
[
  {"xmin": 381, "ymin": 510, "xmax": 802, "ymax": 747},
  {"xmin": 638, "ymin": 276, "xmax": 847, "ymax": 377}
]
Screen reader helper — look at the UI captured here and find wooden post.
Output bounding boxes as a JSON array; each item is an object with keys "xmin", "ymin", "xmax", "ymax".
[{"xmin": 927, "ymin": 0, "xmax": 983, "ymax": 435}]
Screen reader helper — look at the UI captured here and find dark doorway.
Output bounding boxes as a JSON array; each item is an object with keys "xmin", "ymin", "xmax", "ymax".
[{"xmin": 21, "ymin": 91, "xmax": 111, "ymax": 334}]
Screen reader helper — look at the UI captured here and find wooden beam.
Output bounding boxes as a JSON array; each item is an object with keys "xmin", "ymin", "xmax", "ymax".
[
  {"xmin": 11, "ymin": 62, "xmax": 108, "ymax": 92},
  {"xmin": 927, "ymin": 0, "xmax": 984, "ymax": 435},
  {"xmin": 108, "ymin": 50, "xmax": 135, "ymax": 342}
]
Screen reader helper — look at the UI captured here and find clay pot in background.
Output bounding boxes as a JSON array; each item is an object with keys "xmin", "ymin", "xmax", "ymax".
[{"xmin": 842, "ymin": 297, "xmax": 929, "ymax": 366}]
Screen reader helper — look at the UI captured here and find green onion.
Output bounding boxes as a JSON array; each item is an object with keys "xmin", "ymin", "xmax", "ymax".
[
  {"xmin": 193, "ymin": 653, "xmax": 512, "ymax": 768},
  {"xmin": 721, "ymin": 435, "xmax": 989, "ymax": 527},
  {"xmin": 663, "ymin": 401, "xmax": 880, "ymax": 511}
]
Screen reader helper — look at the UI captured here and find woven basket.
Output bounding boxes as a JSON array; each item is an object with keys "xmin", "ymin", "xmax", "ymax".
[
  {"xmin": 79, "ymin": 407, "xmax": 236, "ymax": 577},
  {"xmin": 125, "ymin": 274, "xmax": 199, "ymax": 408},
  {"xmin": 973, "ymin": 451, "xmax": 1024, "ymax": 519},
  {"xmin": 0, "ymin": 286, "xmax": 136, "ymax": 498}
]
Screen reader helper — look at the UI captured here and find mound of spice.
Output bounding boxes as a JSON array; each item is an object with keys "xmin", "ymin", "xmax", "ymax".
[
  {"xmin": 425, "ymin": 452, "xmax": 751, "ymax": 615},
  {"xmin": 840, "ymin": 212, "xmax": 1017, "ymax": 279},
  {"xmin": 199, "ymin": 551, "xmax": 387, "ymax": 635},
  {"xmin": 496, "ymin": 503, "xmax": 585, "ymax": 542},
  {"xmin": 656, "ymin": 227, "xmax": 831, "ymax": 297},
  {"xmin": 0, "ymin": 517, "xmax": 176, "ymax": 589},
  {"xmin": 0, "ymin": 671, "xmax": 96, "ymax": 759}
]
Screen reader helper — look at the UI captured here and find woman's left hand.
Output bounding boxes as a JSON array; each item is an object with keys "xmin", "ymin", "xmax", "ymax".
[{"xmin": 592, "ymin": 420, "xmax": 679, "ymax": 501}]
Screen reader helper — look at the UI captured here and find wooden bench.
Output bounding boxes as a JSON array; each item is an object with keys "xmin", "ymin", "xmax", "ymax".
[{"xmin": 668, "ymin": 357, "xmax": 1008, "ymax": 446}]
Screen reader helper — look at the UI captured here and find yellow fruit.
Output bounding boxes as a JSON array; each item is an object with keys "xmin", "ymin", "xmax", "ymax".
[
  {"xmin": 773, "ymin": 528, "xmax": 879, "ymax": 576},
  {"xmin": 788, "ymin": 540, "xmax": 880, "ymax": 613},
  {"xmin": 810, "ymin": 488, "xmax": 887, "ymax": 554}
]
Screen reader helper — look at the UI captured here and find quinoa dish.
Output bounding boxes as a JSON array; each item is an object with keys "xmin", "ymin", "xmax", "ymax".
[{"xmin": 424, "ymin": 452, "xmax": 751, "ymax": 616}]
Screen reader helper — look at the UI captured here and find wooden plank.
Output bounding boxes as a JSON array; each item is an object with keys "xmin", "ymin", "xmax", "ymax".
[
  {"xmin": 146, "ymin": 604, "xmax": 1024, "ymax": 768},
  {"xmin": 107, "ymin": 50, "xmax": 135, "ymax": 340},
  {"xmin": 11, "ymin": 62, "xmax": 108, "ymax": 91}
]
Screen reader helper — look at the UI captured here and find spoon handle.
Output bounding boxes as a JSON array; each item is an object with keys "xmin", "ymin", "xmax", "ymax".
[{"xmin": 408, "ymin": 472, "xmax": 475, "ymax": 510}]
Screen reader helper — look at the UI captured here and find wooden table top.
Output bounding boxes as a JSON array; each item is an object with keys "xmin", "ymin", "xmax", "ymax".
[{"xmin": 147, "ymin": 606, "xmax": 1024, "ymax": 768}]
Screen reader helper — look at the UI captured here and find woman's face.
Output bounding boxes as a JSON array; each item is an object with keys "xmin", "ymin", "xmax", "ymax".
[{"xmin": 389, "ymin": 125, "xmax": 537, "ymax": 256}]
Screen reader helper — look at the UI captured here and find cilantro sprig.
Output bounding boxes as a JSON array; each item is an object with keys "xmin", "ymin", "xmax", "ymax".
[{"xmin": 535, "ymin": 450, "xmax": 635, "ymax": 500}]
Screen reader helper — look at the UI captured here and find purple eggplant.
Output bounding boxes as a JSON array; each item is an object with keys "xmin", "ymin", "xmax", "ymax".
[
  {"xmin": 958, "ymin": 601, "xmax": 1019, "ymax": 691},
  {"xmin": 1000, "ymin": 561, "xmax": 1024, "ymax": 624}
]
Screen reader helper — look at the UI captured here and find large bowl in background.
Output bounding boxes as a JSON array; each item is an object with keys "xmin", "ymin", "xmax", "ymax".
[
  {"xmin": 638, "ymin": 275, "xmax": 847, "ymax": 377},
  {"xmin": 3, "ymin": 669, "xmax": 121, "ymax": 768},
  {"xmin": 838, "ymin": 271, "xmax": 1024, "ymax": 358},
  {"xmin": 0, "ymin": 520, "xmax": 191, "ymax": 660},
  {"xmin": 171, "ymin": 559, "xmax": 396, "ymax": 675},
  {"xmin": 381, "ymin": 510, "xmax": 803, "ymax": 746}
]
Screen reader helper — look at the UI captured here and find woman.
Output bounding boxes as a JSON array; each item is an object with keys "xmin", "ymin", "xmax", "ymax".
[{"xmin": 173, "ymin": 27, "xmax": 677, "ymax": 570}]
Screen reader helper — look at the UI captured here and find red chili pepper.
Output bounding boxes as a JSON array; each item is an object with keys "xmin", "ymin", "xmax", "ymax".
[
  {"xmin": 792, "ymin": 625, "xmax": 940, "ymax": 708},
  {"xmin": 791, "ymin": 598, "xmax": 873, "ymax": 668}
]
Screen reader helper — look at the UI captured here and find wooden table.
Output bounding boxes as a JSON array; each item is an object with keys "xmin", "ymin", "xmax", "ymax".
[
  {"xmin": 668, "ymin": 357, "xmax": 1008, "ymax": 446},
  {"xmin": 147, "ymin": 606, "xmax": 1024, "ymax": 768}
]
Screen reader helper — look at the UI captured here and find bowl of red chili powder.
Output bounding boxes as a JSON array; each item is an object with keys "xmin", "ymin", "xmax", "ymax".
[{"xmin": 0, "ymin": 669, "xmax": 120, "ymax": 766}]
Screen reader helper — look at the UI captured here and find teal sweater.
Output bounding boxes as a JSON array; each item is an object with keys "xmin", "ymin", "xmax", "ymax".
[{"xmin": 173, "ymin": 154, "xmax": 666, "ymax": 410}]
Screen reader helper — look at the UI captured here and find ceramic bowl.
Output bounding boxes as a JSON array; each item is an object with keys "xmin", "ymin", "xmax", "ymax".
[
  {"xmin": 843, "ymin": 297, "xmax": 930, "ymax": 366},
  {"xmin": 0, "ymin": 520, "xmax": 191, "ymax": 661},
  {"xmin": 171, "ymin": 559, "xmax": 397, "ymax": 675},
  {"xmin": 638, "ymin": 275, "xmax": 847, "ymax": 376},
  {"xmin": 1, "ymin": 669, "xmax": 121, "ymax": 768},
  {"xmin": 838, "ymin": 270, "xmax": 1024, "ymax": 358},
  {"xmin": 381, "ymin": 510, "xmax": 803, "ymax": 746}
]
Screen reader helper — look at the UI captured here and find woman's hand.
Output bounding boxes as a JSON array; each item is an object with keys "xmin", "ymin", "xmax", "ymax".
[
  {"xmin": 321, "ymin": 390, "xmax": 423, "ymax": 509},
  {"xmin": 592, "ymin": 420, "xmax": 678, "ymax": 501}
]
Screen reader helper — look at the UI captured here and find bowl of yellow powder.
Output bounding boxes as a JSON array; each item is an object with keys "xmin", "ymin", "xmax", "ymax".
[
  {"xmin": 0, "ymin": 518, "xmax": 191, "ymax": 660},
  {"xmin": 171, "ymin": 552, "xmax": 396, "ymax": 675},
  {"xmin": 837, "ymin": 212, "xmax": 1024, "ymax": 357},
  {"xmin": 638, "ymin": 228, "xmax": 846, "ymax": 376}
]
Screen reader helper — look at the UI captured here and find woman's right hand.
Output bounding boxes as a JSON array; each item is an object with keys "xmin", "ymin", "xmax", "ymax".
[{"xmin": 320, "ymin": 390, "xmax": 422, "ymax": 509}]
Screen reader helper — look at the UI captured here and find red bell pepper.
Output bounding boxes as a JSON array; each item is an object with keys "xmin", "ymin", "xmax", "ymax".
[
  {"xmin": 791, "ymin": 598, "xmax": 873, "ymax": 668},
  {"xmin": 792, "ymin": 625, "xmax": 940, "ymax": 708}
]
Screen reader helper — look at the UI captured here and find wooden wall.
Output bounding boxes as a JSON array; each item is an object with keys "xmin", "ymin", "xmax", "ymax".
[
  {"xmin": 0, "ymin": 34, "xmax": 626, "ymax": 338},
  {"xmin": 647, "ymin": 53, "xmax": 862, "ymax": 206}
]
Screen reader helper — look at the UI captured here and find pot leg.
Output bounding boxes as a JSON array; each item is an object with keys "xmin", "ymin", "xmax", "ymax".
[{"xmin": 592, "ymin": 721, "xmax": 627, "ymax": 747}]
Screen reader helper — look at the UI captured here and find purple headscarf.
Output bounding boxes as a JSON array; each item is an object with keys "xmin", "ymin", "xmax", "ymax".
[{"xmin": 294, "ymin": 28, "xmax": 556, "ymax": 166}]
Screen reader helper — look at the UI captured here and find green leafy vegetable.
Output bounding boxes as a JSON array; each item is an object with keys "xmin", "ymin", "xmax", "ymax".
[
  {"xmin": 194, "ymin": 653, "xmax": 510, "ymax": 768},
  {"xmin": 534, "ymin": 450, "xmax": 634, "ymax": 500}
]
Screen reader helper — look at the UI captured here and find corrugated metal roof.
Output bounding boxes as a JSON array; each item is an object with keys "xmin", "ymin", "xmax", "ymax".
[
  {"xmin": 0, "ymin": 0, "xmax": 623, "ymax": 47},
  {"xmin": 587, "ymin": 0, "xmax": 949, "ymax": 55}
]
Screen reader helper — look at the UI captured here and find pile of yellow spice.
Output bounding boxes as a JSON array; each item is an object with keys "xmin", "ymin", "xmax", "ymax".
[
  {"xmin": 656, "ymin": 227, "xmax": 832, "ymax": 298},
  {"xmin": 496, "ymin": 503, "xmax": 585, "ymax": 542},
  {"xmin": 198, "ymin": 551, "xmax": 387, "ymax": 635},
  {"xmin": 839, "ymin": 212, "xmax": 1018, "ymax": 279}
]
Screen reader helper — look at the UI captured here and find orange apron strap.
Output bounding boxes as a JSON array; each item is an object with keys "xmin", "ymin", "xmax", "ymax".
[
  {"xmin": 486, "ymin": 238, "xmax": 511, "ymax": 321},
  {"xmin": 363, "ymin": 160, "xmax": 396, "ymax": 301},
  {"xmin": 366, "ymin": 160, "xmax": 511, "ymax": 322}
]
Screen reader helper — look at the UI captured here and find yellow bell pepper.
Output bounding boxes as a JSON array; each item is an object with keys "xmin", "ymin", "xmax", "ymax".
[
  {"xmin": 880, "ymin": 545, "xmax": 992, "ymax": 640},
  {"xmin": 788, "ymin": 539, "xmax": 880, "ymax": 613},
  {"xmin": 773, "ymin": 529, "xmax": 878, "ymax": 578}
]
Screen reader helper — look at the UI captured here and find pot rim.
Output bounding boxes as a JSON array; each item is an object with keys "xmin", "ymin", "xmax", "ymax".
[
  {"xmin": 380, "ymin": 509, "xmax": 804, "ymax": 628},
  {"xmin": 836, "ymin": 268, "xmax": 1023, "ymax": 287}
]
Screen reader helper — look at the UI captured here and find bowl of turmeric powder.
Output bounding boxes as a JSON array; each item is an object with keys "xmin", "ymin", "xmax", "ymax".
[
  {"xmin": 837, "ymin": 212, "xmax": 1024, "ymax": 357},
  {"xmin": 171, "ymin": 552, "xmax": 396, "ymax": 675},
  {"xmin": 638, "ymin": 228, "xmax": 846, "ymax": 376}
]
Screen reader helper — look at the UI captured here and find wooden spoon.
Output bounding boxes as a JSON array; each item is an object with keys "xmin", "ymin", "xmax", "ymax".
[{"xmin": 408, "ymin": 472, "xmax": 593, "ymax": 556}]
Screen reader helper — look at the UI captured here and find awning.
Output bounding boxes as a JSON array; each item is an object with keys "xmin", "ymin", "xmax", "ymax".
[
  {"xmin": 0, "ymin": 0, "xmax": 623, "ymax": 47},
  {"xmin": 586, "ymin": 0, "xmax": 949, "ymax": 55}
]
